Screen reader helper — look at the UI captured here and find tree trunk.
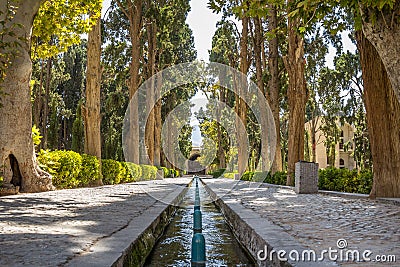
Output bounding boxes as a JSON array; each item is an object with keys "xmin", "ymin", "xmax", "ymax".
[
  {"xmin": 83, "ymin": 16, "xmax": 103, "ymax": 186},
  {"xmin": 42, "ymin": 57, "xmax": 52, "ymax": 149},
  {"xmin": 360, "ymin": 3, "xmax": 400, "ymax": 102},
  {"xmin": 0, "ymin": 0, "xmax": 53, "ymax": 193},
  {"xmin": 153, "ymin": 72, "xmax": 162, "ymax": 167},
  {"xmin": 283, "ymin": 3, "xmax": 308, "ymax": 185},
  {"xmin": 236, "ymin": 15, "xmax": 249, "ymax": 175},
  {"xmin": 145, "ymin": 21, "xmax": 156, "ymax": 165},
  {"xmin": 357, "ymin": 31, "xmax": 400, "ymax": 198},
  {"xmin": 217, "ymin": 86, "xmax": 226, "ymax": 169},
  {"xmin": 268, "ymin": 6, "xmax": 283, "ymax": 174},
  {"xmin": 33, "ymin": 60, "xmax": 44, "ymax": 129},
  {"xmin": 253, "ymin": 16, "xmax": 269, "ymax": 172},
  {"xmin": 116, "ymin": 0, "xmax": 142, "ymax": 164}
]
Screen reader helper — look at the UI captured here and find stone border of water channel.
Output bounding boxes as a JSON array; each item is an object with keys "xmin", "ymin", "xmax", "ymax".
[
  {"xmin": 201, "ymin": 179, "xmax": 339, "ymax": 267},
  {"xmin": 66, "ymin": 179, "xmax": 191, "ymax": 267}
]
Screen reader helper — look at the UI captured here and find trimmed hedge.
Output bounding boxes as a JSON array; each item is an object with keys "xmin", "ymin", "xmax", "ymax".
[
  {"xmin": 210, "ymin": 168, "xmax": 226, "ymax": 178},
  {"xmin": 78, "ymin": 154, "xmax": 101, "ymax": 187},
  {"xmin": 101, "ymin": 159, "xmax": 126, "ymax": 185},
  {"xmin": 38, "ymin": 150, "xmax": 82, "ymax": 188},
  {"xmin": 318, "ymin": 167, "xmax": 372, "ymax": 194},
  {"xmin": 37, "ymin": 149, "xmax": 181, "ymax": 189},
  {"xmin": 140, "ymin": 165, "xmax": 158, "ymax": 180},
  {"xmin": 123, "ymin": 162, "xmax": 142, "ymax": 182},
  {"xmin": 222, "ymin": 167, "xmax": 372, "ymax": 194}
]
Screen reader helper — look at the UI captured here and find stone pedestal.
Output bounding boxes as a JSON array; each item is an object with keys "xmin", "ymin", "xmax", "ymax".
[{"xmin": 295, "ymin": 161, "xmax": 318, "ymax": 194}]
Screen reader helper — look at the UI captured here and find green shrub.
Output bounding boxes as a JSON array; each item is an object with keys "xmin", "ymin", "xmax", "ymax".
[
  {"xmin": 78, "ymin": 154, "xmax": 101, "ymax": 187},
  {"xmin": 223, "ymin": 172, "xmax": 235, "ymax": 179},
  {"xmin": 0, "ymin": 176, "xmax": 3, "ymax": 187},
  {"xmin": 318, "ymin": 167, "xmax": 373, "ymax": 194},
  {"xmin": 211, "ymin": 168, "xmax": 226, "ymax": 178},
  {"xmin": 252, "ymin": 171, "xmax": 268, "ymax": 182},
  {"xmin": 140, "ymin": 165, "xmax": 158, "ymax": 180},
  {"xmin": 160, "ymin": 167, "xmax": 170, "ymax": 178},
  {"xmin": 241, "ymin": 171, "xmax": 254, "ymax": 181},
  {"xmin": 102, "ymin": 159, "xmax": 125, "ymax": 185},
  {"xmin": 273, "ymin": 171, "xmax": 287, "ymax": 185},
  {"xmin": 357, "ymin": 170, "xmax": 373, "ymax": 194},
  {"xmin": 123, "ymin": 162, "xmax": 142, "ymax": 182},
  {"xmin": 38, "ymin": 150, "xmax": 82, "ymax": 189}
]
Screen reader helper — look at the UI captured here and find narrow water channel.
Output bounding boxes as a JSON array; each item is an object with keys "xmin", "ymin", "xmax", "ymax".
[{"xmin": 144, "ymin": 179, "xmax": 255, "ymax": 266}]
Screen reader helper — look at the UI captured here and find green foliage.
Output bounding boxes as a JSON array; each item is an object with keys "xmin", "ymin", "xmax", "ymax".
[
  {"xmin": 72, "ymin": 100, "xmax": 84, "ymax": 153},
  {"xmin": 223, "ymin": 172, "xmax": 236, "ymax": 179},
  {"xmin": 123, "ymin": 162, "xmax": 142, "ymax": 182},
  {"xmin": 160, "ymin": 167, "xmax": 170, "ymax": 178},
  {"xmin": 318, "ymin": 167, "xmax": 372, "ymax": 194},
  {"xmin": 210, "ymin": 168, "xmax": 226, "ymax": 178},
  {"xmin": 37, "ymin": 150, "xmax": 82, "ymax": 188},
  {"xmin": 32, "ymin": 0, "xmax": 102, "ymax": 59},
  {"xmin": 240, "ymin": 171, "xmax": 254, "ymax": 181},
  {"xmin": 0, "ymin": 175, "xmax": 3, "ymax": 187},
  {"xmin": 101, "ymin": 159, "xmax": 125, "ymax": 185},
  {"xmin": 140, "ymin": 165, "xmax": 158, "ymax": 180},
  {"xmin": 78, "ymin": 154, "xmax": 100, "ymax": 187},
  {"xmin": 32, "ymin": 125, "xmax": 42, "ymax": 150}
]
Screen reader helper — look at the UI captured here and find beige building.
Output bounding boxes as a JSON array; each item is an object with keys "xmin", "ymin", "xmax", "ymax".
[{"xmin": 305, "ymin": 117, "xmax": 356, "ymax": 170}]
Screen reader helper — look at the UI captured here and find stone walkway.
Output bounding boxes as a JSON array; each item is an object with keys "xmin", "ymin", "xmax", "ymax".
[
  {"xmin": 0, "ymin": 178, "xmax": 191, "ymax": 267},
  {"xmin": 202, "ymin": 178, "xmax": 399, "ymax": 267}
]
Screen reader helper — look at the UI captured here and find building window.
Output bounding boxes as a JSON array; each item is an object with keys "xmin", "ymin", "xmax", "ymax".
[
  {"xmin": 340, "ymin": 130, "xmax": 344, "ymax": 137},
  {"xmin": 340, "ymin": 158, "xmax": 345, "ymax": 166},
  {"xmin": 339, "ymin": 139, "xmax": 344, "ymax": 150}
]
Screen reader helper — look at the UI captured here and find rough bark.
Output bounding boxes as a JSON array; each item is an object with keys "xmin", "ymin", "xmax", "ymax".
[
  {"xmin": 0, "ymin": 0, "xmax": 53, "ymax": 193},
  {"xmin": 116, "ymin": 0, "xmax": 142, "ymax": 164},
  {"xmin": 360, "ymin": 3, "xmax": 400, "ymax": 103},
  {"xmin": 83, "ymin": 16, "xmax": 103, "ymax": 186},
  {"xmin": 253, "ymin": 16, "xmax": 269, "ymax": 172},
  {"xmin": 33, "ymin": 60, "xmax": 44, "ymax": 129},
  {"xmin": 236, "ymin": 15, "xmax": 249, "ymax": 175},
  {"xmin": 145, "ymin": 21, "xmax": 156, "ymax": 165},
  {"xmin": 42, "ymin": 57, "xmax": 52, "ymax": 149},
  {"xmin": 217, "ymin": 86, "xmax": 226, "ymax": 169},
  {"xmin": 283, "ymin": 3, "xmax": 308, "ymax": 185},
  {"xmin": 357, "ymin": 31, "xmax": 400, "ymax": 198},
  {"xmin": 268, "ymin": 6, "xmax": 283, "ymax": 174},
  {"xmin": 153, "ymin": 72, "xmax": 162, "ymax": 167}
]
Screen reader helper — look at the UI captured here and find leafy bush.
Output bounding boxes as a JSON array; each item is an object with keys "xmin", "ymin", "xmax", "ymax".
[
  {"xmin": 272, "ymin": 171, "xmax": 287, "ymax": 185},
  {"xmin": 38, "ymin": 150, "xmax": 82, "ymax": 188},
  {"xmin": 123, "ymin": 162, "xmax": 142, "ymax": 182},
  {"xmin": 0, "ymin": 176, "xmax": 3, "ymax": 187},
  {"xmin": 141, "ymin": 165, "xmax": 158, "ymax": 180},
  {"xmin": 318, "ymin": 167, "xmax": 372, "ymax": 194},
  {"xmin": 223, "ymin": 172, "xmax": 237, "ymax": 179},
  {"xmin": 253, "ymin": 171, "xmax": 269, "ymax": 182},
  {"xmin": 160, "ymin": 167, "xmax": 170, "ymax": 178},
  {"xmin": 102, "ymin": 159, "xmax": 125, "ymax": 185},
  {"xmin": 240, "ymin": 171, "xmax": 254, "ymax": 181},
  {"xmin": 210, "ymin": 168, "xmax": 226, "ymax": 178},
  {"xmin": 78, "ymin": 154, "xmax": 101, "ymax": 187}
]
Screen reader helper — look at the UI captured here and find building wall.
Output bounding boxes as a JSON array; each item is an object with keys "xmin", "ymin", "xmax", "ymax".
[{"xmin": 305, "ymin": 118, "xmax": 356, "ymax": 170}]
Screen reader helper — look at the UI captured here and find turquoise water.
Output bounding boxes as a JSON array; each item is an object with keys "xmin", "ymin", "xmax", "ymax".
[{"xmin": 144, "ymin": 180, "xmax": 255, "ymax": 266}]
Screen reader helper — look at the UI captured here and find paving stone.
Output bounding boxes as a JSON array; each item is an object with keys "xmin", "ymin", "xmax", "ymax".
[
  {"xmin": 0, "ymin": 178, "xmax": 191, "ymax": 266},
  {"xmin": 202, "ymin": 178, "xmax": 399, "ymax": 267}
]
